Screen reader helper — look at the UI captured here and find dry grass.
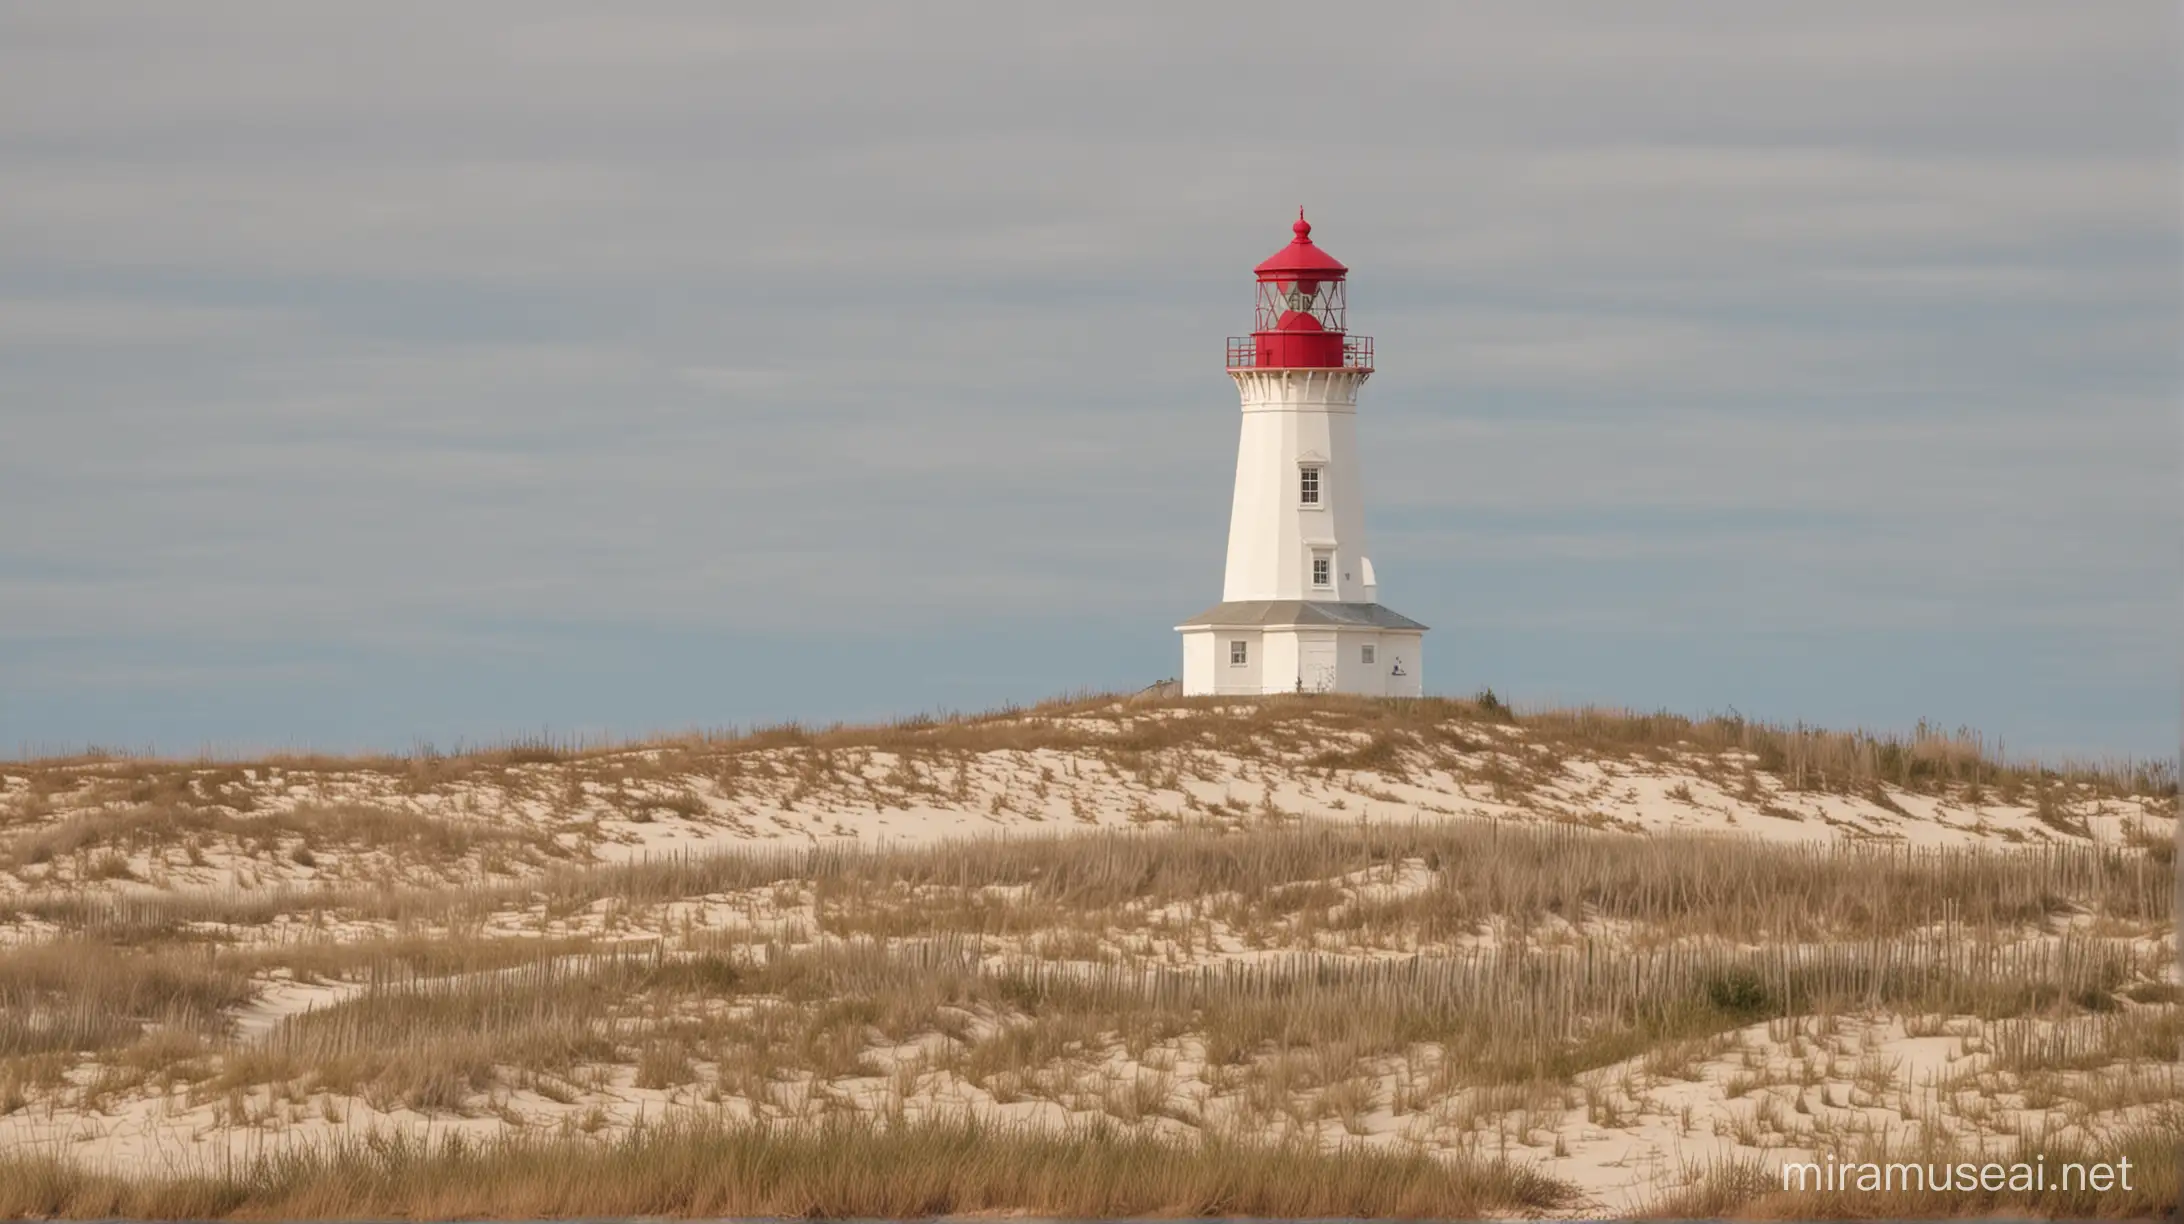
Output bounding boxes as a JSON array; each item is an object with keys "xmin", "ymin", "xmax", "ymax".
[
  {"xmin": 0, "ymin": 940, "xmax": 249, "ymax": 1057},
  {"xmin": 7, "ymin": 689, "xmax": 2171, "ymax": 819},
  {"xmin": 160, "ymin": 917, "xmax": 2145, "ymax": 1123},
  {"xmin": 12, "ymin": 819, "xmax": 2162, "ymax": 953},
  {"xmin": 4, "ymin": 800, "xmax": 571, "ymax": 886},
  {"xmin": 0, "ymin": 693, "xmax": 2172, "ymax": 1216},
  {"xmin": 0, "ymin": 1112, "xmax": 1576, "ymax": 1219},
  {"xmin": 0, "ymin": 820, "xmax": 2165, "ymax": 1115}
]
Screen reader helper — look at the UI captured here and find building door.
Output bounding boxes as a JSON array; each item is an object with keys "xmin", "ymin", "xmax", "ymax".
[{"xmin": 1301, "ymin": 640, "xmax": 1337, "ymax": 693}]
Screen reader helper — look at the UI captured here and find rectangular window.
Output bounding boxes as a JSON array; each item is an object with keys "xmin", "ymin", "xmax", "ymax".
[
  {"xmin": 1312, "ymin": 555, "xmax": 1331, "ymax": 587},
  {"xmin": 1299, "ymin": 466, "xmax": 1321, "ymax": 505},
  {"xmin": 1230, "ymin": 640, "xmax": 1248, "ymax": 666},
  {"xmin": 1362, "ymin": 644, "xmax": 1376, "ymax": 665}
]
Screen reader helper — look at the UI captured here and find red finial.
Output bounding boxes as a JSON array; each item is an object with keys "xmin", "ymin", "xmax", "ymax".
[{"xmin": 1254, "ymin": 211, "xmax": 1346, "ymax": 278}]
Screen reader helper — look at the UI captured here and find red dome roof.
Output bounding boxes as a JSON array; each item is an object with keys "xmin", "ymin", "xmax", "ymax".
[{"xmin": 1254, "ymin": 209, "xmax": 1348, "ymax": 280}]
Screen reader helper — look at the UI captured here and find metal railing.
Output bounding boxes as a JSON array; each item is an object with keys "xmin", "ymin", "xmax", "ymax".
[{"xmin": 1225, "ymin": 335, "xmax": 1374, "ymax": 370}]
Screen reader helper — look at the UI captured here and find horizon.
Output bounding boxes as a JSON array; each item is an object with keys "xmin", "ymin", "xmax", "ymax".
[
  {"xmin": 8, "ymin": 688, "xmax": 2171, "ymax": 780},
  {"xmin": 4, "ymin": 4, "xmax": 2178, "ymax": 764}
]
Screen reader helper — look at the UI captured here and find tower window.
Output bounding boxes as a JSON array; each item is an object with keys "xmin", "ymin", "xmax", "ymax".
[
  {"xmin": 1362, "ymin": 644, "xmax": 1376, "ymax": 665},
  {"xmin": 1311, "ymin": 555, "xmax": 1332, "ymax": 588},
  {"xmin": 1230, "ymin": 640, "xmax": 1249, "ymax": 666},
  {"xmin": 1299, "ymin": 466, "xmax": 1321, "ymax": 506}
]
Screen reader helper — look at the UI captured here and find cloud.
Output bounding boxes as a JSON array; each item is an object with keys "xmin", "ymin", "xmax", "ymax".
[
  {"xmin": 0, "ymin": 1, "xmax": 2174, "ymax": 755},
  {"xmin": 0, "ymin": 297, "xmax": 288, "ymax": 345}
]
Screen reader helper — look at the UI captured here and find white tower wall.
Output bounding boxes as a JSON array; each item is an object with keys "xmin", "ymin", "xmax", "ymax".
[{"xmin": 1221, "ymin": 369, "xmax": 1374, "ymax": 604}]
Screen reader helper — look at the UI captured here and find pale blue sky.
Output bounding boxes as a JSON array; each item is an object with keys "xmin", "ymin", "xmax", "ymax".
[{"xmin": 2, "ymin": 3, "xmax": 2177, "ymax": 762}]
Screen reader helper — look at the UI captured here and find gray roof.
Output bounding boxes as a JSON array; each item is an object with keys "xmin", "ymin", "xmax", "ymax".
[{"xmin": 1175, "ymin": 600, "xmax": 1429, "ymax": 631}]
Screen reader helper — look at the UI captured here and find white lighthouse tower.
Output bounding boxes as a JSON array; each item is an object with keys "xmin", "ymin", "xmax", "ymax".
[{"xmin": 1177, "ymin": 212, "xmax": 1426, "ymax": 696}]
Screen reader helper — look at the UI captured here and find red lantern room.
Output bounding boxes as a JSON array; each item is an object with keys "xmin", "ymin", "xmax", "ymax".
[{"xmin": 1226, "ymin": 210, "xmax": 1373, "ymax": 371}]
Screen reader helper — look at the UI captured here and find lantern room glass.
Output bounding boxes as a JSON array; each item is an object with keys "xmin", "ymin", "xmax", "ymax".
[{"xmin": 1254, "ymin": 276, "xmax": 1346, "ymax": 335}]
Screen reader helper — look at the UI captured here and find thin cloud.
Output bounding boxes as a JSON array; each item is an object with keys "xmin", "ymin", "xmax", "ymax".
[{"xmin": 0, "ymin": 2, "xmax": 2173, "ymax": 757}]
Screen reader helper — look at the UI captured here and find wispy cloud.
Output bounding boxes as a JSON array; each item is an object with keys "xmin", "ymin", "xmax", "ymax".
[{"xmin": 0, "ymin": 2, "xmax": 2174, "ymax": 757}]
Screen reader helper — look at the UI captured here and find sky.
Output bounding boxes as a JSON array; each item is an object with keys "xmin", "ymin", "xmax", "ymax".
[{"xmin": 2, "ymin": 3, "xmax": 2178, "ymax": 763}]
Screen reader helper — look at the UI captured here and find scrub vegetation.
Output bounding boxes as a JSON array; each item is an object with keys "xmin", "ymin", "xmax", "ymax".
[{"xmin": 0, "ymin": 692, "xmax": 2174, "ymax": 1217}]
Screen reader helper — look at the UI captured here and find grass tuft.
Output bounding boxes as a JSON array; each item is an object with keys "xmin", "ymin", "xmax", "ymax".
[{"xmin": 0, "ymin": 1113, "xmax": 1575, "ymax": 1219}]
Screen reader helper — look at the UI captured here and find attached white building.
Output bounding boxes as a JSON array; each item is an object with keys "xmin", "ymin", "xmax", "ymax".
[{"xmin": 1178, "ymin": 213, "xmax": 1426, "ymax": 697}]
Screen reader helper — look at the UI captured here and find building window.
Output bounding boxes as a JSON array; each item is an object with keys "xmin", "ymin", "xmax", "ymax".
[
  {"xmin": 1311, "ymin": 554, "xmax": 1332, "ymax": 588},
  {"xmin": 1229, "ymin": 640, "xmax": 1249, "ymax": 666},
  {"xmin": 1362, "ymin": 644, "xmax": 1376, "ymax": 665},
  {"xmin": 1299, "ymin": 466, "xmax": 1321, "ymax": 506}
]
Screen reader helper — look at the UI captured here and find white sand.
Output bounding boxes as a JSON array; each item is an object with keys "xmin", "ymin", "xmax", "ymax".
[{"xmin": 1, "ymin": 708, "xmax": 2172, "ymax": 1214}]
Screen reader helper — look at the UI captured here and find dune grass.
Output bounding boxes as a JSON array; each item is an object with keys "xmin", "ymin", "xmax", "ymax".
[
  {"xmin": 0, "ymin": 695, "xmax": 2173, "ymax": 1217},
  {"xmin": 8, "ymin": 689, "xmax": 2173, "ymax": 820},
  {"xmin": 11, "ymin": 818, "xmax": 2168, "ymax": 950},
  {"xmin": 156, "ymin": 916, "xmax": 2151, "ymax": 1123},
  {"xmin": 0, "ymin": 819, "xmax": 2167, "ymax": 1116},
  {"xmin": 0, "ymin": 1112, "xmax": 1577, "ymax": 1219}
]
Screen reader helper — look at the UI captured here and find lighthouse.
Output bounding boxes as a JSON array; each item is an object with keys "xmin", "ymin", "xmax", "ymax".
[{"xmin": 1177, "ymin": 212, "xmax": 1427, "ymax": 696}]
